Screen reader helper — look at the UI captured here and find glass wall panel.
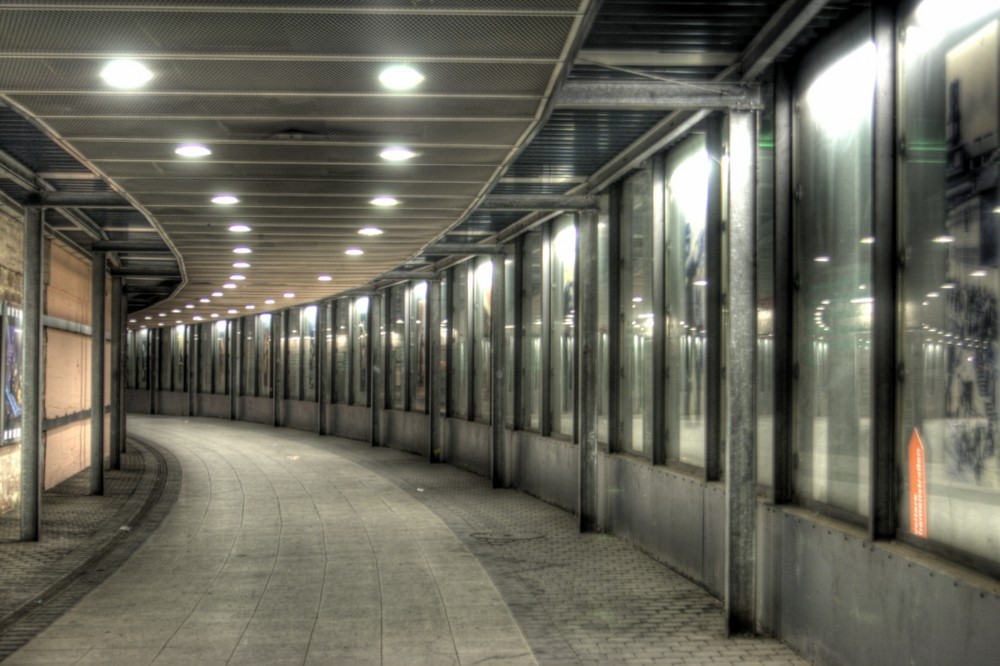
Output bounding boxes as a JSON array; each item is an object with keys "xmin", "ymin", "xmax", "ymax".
[
  {"xmin": 199, "ymin": 323, "xmax": 212, "ymax": 393},
  {"xmin": 409, "ymin": 282, "xmax": 427, "ymax": 413},
  {"xmin": 127, "ymin": 330, "xmax": 137, "ymax": 389},
  {"xmin": 899, "ymin": 2, "xmax": 1000, "ymax": 564},
  {"xmin": 793, "ymin": 20, "xmax": 874, "ymax": 516},
  {"xmin": 172, "ymin": 325, "xmax": 186, "ymax": 392},
  {"xmin": 322, "ymin": 304, "xmax": 332, "ymax": 405},
  {"xmin": 597, "ymin": 196, "xmax": 611, "ymax": 445},
  {"xmin": 286, "ymin": 307, "xmax": 302, "ymax": 400},
  {"xmin": 449, "ymin": 264, "xmax": 469, "ymax": 418},
  {"xmin": 352, "ymin": 297, "xmax": 369, "ymax": 405},
  {"xmin": 523, "ymin": 230, "xmax": 544, "ymax": 430},
  {"xmin": 388, "ymin": 285, "xmax": 406, "ymax": 410},
  {"xmin": 551, "ymin": 215, "xmax": 576, "ymax": 437},
  {"xmin": 473, "ymin": 257, "xmax": 493, "ymax": 422},
  {"xmin": 213, "ymin": 320, "xmax": 228, "ymax": 395},
  {"xmin": 665, "ymin": 135, "xmax": 710, "ymax": 467},
  {"xmin": 622, "ymin": 169, "xmax": 655, "ymax": 456},
  {"xmin": 334, "ymin": 301, "xmax": 350, "ymax": 403},
  {"xmin": 257, "ymin": 314, "xmax": 272, "ymax": 399},
  {"xmin": 438, "ymin": 276, "xmax": 448, "ymax": 416},
  {"xmin": 243, "ymin": 317, "xmax": 257, "ymax": 397},
  {"xmin": 302, "ymin": 305, "xmax": 318, "ymax": 402},
  {"xmin": 757, "ymin": 78, "xmax": 776, "ymax": 488},
  {"xmin": 158, "ymin": 329, "xmax": 171, "ymax": 391},
  {"xmin": 504, "ymin": 253, "xmax": 516, "ymax": 427}
]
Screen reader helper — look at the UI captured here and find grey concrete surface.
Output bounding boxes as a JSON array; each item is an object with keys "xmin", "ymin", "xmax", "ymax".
[{"xmin": 5, "ymin": 416, "xmax": 806, "ymax": 665}]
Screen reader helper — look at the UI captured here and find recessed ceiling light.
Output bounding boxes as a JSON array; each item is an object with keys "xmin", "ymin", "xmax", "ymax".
[
  {"xmin": 265, "ymin": 299, "xmax": 275, "ymax": 305},
  {"xmin": 158, "ymin": 312, "xmax": 166, "ymax": 317},
  {"xmin": 318, "ymin": 275, "xmax": 332, "ymax": 282},
  {"xmin": 199, "ymin": 297, "xmax": 210, "ymax": 303},
  {"xmin": 284, "ymin": 292, "xmax": 295, "ymax": 298},
  {"xmin": 378, "ymin": 65, "xmax": 424, "ymax": 91},
  {"xmin": 358, "ymin": 227, "xmax": 384, "ymax": 236},
  {"xmin": 245, "ymin": 304, "xmax": 255, "ymax": 310},
  {"xmin": 212, "ymin": 194, "xmax": 239, "ymax": 205},
  {"xmin": 212, "ymin": 291, "xmax": 224, "ymax": 297},
  {"xmin": 184, "ymin": 304, "xmax": 194, "ymax": 309},
  {"xmin": 380, "ymin": 147, "xmax": 415, "ymax": 161},
  {"xmin": 232, "ymin": 247, "xmax": 252, "ymax": 254},
  {"xmin": 370, "ymin": 196, "xmax": 399, "ymax": 207},
  {"xmin": 175, "ymin": 143, "xmax": 211, "ymax": 158},
  {"xmin": 144, "ymin": 315, "xmax": 152, "ymax": 320},
  {"xmin": 229, "ymin": 224, "xmax": 251, "ymax": 233},
  {"xmin": 345, "ymin": 248, "xmax": 364, "ymax": 256},
  {"xmin": 228, "ymin": 308, "xmax": 238, "ymax": 314},
  {"xmin": 230, "ymin": 274, "xmax": 246, "ymax": 281},
  {"xmin": 232, "ymin": 261, "xmax": 251, "ymax": 269},
  {"xmin": 176, "ymin": 320, "xmax": 183, "ymax": 324},
  {"xmin": 100, "ymin": 59, "xmax": 153, "ymax": 88},
  {"xmin": 814, "ymin": 255, "xmax": 831, "ymax": 263},
  {"xmin": 211, "ymin": 313, "xmax": 220, "ymax": 318},
  {"xmin": 223, "ymin": 283, "xmax": 238, "ymax": 289},
  {"xmin": 193, "ymin": 315, "xmax": 203, "ymax": 321},
  {"xmin": 128, "ymin": 319, "xmax": 137, "ymax": 323},
  {"xmin": 171, "ymin": 309, "xmax": 181, "ymax": 314},
  {"xmin": 158, "ymin": 322, "xmax": 164, "ymax": 327}
]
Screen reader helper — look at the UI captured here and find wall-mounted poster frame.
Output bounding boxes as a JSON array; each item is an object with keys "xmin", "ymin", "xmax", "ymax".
[{"xmin": 1, "ymin": 302, "xmax": 23, "ymax": 446}]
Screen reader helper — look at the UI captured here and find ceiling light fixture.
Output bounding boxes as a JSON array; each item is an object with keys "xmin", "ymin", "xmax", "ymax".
[
  {"xmin": 228, "ymin": 224, "xmax": 251, "ymax": 233},
  {"xmin": 245, "ymin": 304, "xmax": 256, "ymax": 310},
  {"xmin": 370, "ymin": 196, "xmax": 399, "ymax": 207},
  {"xmin": 211, "ymin": 313, "xmax": 219, "ymax": 318},
  {"xmin": 100, "ymin": 59, "xmax": 153, "ymax": 88},
  {"xmin": 228, "ymin": 308, "xmax": 238, "ymax": 314},
  {"xmin": 232, "ymin": 262, "xmax": 250, "ymax": 269},
  {"xmin": 318, "ymin": 275, "xmax": 332, "ymax": 282},
  {"xmin": 223, "ymin": 282, "xmax": 238, "ymax": 289},
  {"xmin": 345, "ymin": 248, "xmax": 364, "ymax": 256},
  {"xmin": 380, "ymin": 146, "xmax": 415, "ymax": 161},
  {"xmin": 175, "ymin": 143, "xmax": 211, "ymax": 158},
  {"xmin": 265, "ymin": 299, "xmax": 276, "ymax": 305},
  {"xmin": 284, "ymin": 292, "xmax": 295, "ymax": 299},
  {"xmin": 199, "ymin": 298, "xmax": 210, "ymax": 303},
  {"xmin": 212, "ymin": 291, "xmax": 223, "ymax": 298},
  {"xmin": 378, "ymin": 65, "xmax": 424, "ymax": 91},
  {"xmin": 184, "ymin": 304, "xmax": 194, "ymax": 309},
  {"xmin": 358, "ymin": 227, "xmax": 384, "ymax": 236},
  {"xmin": 232, "ymin": 247, "xmax": 252, "ymax": 254},
  {"xmin": 212, "ymin": 194, "xmax": 239, "ymax": 205},
  {"xmin": 230, "ymin": 274, "xmax": 246, "ymax": 281}
]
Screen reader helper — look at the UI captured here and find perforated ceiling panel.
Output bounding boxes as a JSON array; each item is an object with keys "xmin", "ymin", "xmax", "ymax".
[{"xmin": 0, "ymin": 1, "xmax": 594, "ymax": 324}]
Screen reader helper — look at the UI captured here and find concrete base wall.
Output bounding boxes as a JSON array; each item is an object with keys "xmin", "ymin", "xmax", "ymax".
[
  {"xmin": 385, "ymin": 410, "xmax": 428, "ymax": 456},
  {"xmin": 284, "ymin": 400, "xmax": 318, "ymax": 433},
  {"xmin": 196, "ymin": 394, "xmax": 229, "ymax": 419},
  {"xmin": 444, "ymin": 418, "xmax": 489, "ymax": 477},
  {"xmin": 239, "ymin": 397, "xmax": 273, "ymax": 425},
  {"xmin": 327, "ymin": 404, "xmax": 370, "ymax": 442},
  {"xmin": 156, "ymin": 391, "xmax": 187, "ymax": 416},
  {"xmin": 511, "ymin": 431, "xmax": 577, "ymax": 513}
]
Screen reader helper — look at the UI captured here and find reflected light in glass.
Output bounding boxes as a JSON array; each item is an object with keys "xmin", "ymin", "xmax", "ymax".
[
  {"xmin": 412, "ymin": 281, "xmax": 427, "ymax": 299},
  {"xmin": 860, "ymin": 236, "xmax": 875, "ymax": 244},
  {"xmin": 475, "ymin": 260, "xmax": 493, "ymax": 287},
  {"xmin": 554, "ymin": 225, "xmax": 577, "ymax": 264},
  {"xmin": 814, "ymin": 255, "xmax": 831, "ymax": 263},
  {"xmin": 356, "ymin": 296, "xmax": 370, "ymax": 310},
  {"xmin": 100, "ymin": 60, "xmax": 153, "ymax": 88},
  {"xmin": 175, "ymin": 143, "xmax": 211, "ymax": 158},
  {"xmin": 671, "ymin": 149, "xmax": 711, "ymax": 237},
  {"xmin": 805, "ymin": 41, "xmax": 876, "ymax": 139},
  {"xmin": 971, "ymin": 270, "xmax": 988, "ymax": 277},
  {"xmin": 909, "ymin": 1, "xmax": 998, "ymax": 57}
]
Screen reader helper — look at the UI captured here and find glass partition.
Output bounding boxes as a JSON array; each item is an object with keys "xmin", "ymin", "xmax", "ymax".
[
  {"xmin": 550, "ymin": 215, "xmax": 576, "ymax": 437},
  {"xmin": 322, "ymin": 303, "xmax": 332, "ymax": 405},
  {"xmin": 522, "ymin": 230, "xmax": 544, "ymax": 430},
  {"xmin": 286, "ymin": 307, "xmax": 302, "ymax": 400},
  {"xmin": 665, "ymin": 135, "xmax": 711, "ymax": 467},
  {"xmin": 302, "ymin": 305, "xmax": 318, "ymax": 402},
  {"xmin": 242, "ymin": 317, "xmax": 256, "ymax": 397},
  {"xmin": 899, "ymin": 1, "xmax": 1000, "ymax": 565},
  {"xmin": 213, "ymin": 320, "xmax": 228, "ymax": 395},
  {"xmin": 334, "ymin": 301, "xmax": 349, "ymax": 404},
  {"xmin": 409, "ymin": 282, "xmax": 427, "ymax": 413},
  {"xmin": 449, "ymin": 264, "xmax": 469, "ymax": 418},
  {"xmin": 171, "ymin": 324, "xmax": 185, "ymax": 391},
  {"xmin": 757, "ymin": 80, "xmax": 776, "ymax": 488},
  {"xmin": 388, "ymin": 285, "xmax": 406, "ymax": 410},
  {"xmin": 258, "ymin": 313, "xmax": 272, "ymax": 398},
  {"xmin": 792, "ymin": 18, "xmax": 874, "ymax": 516},
  {"xmin": 158, "ymin": 329, "xmax": 171, "ymax": 391},
  {"xmin": 352, "ymin": 297, "xmax": 369, "ymax": 405},
  {"xmin": 597, "ymin": 196, "xmax": 611, "ymax": 445},
  {"xmin": 199, "ymin": 323, "xmax": 212, "ymax": 393},
  {"xmin": 473, "ymin": 257, "xmax": 493, "ymax": 422},
  {"xmin": 622, "ymin": 169, "xmax": 655, "ymax": 456}
]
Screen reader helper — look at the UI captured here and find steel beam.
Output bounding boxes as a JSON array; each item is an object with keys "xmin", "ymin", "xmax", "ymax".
[
  {"xmin": 20, "ymin": 206, "xmax": 43, "ymax": 541},
  {"xmin": 490, "ymin": 253, "xmax": 507, "ymax": 489},
  {"xmin": 90, "ymin": 251, "xmax": 106, "ymax": 495},
  {"xmin": 38, "ymin": 191, "xmax": 131, "ymax": 209},
  {"xmin": 577, "ymin": 208, "xmax": 600, "ymax": 532},
  {"xmin": 380, "ymin": 271, "xmax": 438, "ymax": 281},
  {"xmin": 111, "ymin": 267, "xmax": 180, "ymax": 277},
  {"xmin": 427, "ymin": 280, "xmax": 442, "ymax": 463},
  {"xmin": 725, "ymin": 110, "xmax": 758, "ymax": 636},
  {"xmin": 91, "ymin": 241, "xmax": 172, "ymax": 253},
  {"xmin": 555, "ymin": 80, "xmax": 761, "ymax": 111},
  {"xmin": 739, "ymin": 0, "xmax": 832, "ymax": 81},
  {"xmin": 479, "ymin": 195, "xmax": 598, "ymax": 211},
  {"xmin": 424, "ymin": 244, "xmax": 506, "ymax": 256},
  {"xmin": 109, "ymin": 275, "xmax": 123, "ymax": 471}
]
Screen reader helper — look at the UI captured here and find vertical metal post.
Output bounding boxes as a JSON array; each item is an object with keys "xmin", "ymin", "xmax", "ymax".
[
  {"xmin": 428, "ymin": 279, "xmax": 442, "ymax": 462},
  {"xmin": 870, "ymin": 2, "xmax": 897, "ymax": 539},
  {"xmin": 273, "ymin": 312, "xmax": 283, "ymax": 427},
  {"xmin": 465, "ymin": 264, "xmax": 475, "ymax": 420},
  {"xmin": 369, "ymin": 292, "xmax": 383, "ymax": 446},
  {"xmin": 511, "ymin": 240, "xmax": 524, "ymax": 431},
  {"xmin": 578, "ymin": 207, "xmax": 600, "ymax": 532},
  {"xmin": 187, "ymin": 325, "xmax": 196, "ymax": 417},
  {"xmin": 651, "ymin": 156, "xmax": 668, "ymax": 465},
  {"xmin": 606, "ymin": 185, "xmax": 622, "ymax": 453},
  {"xmin": 229, "ymin": 319, "xmax": 238, "ymax": 420},
  {"xmin": 109, "ymin": 275, "xmax": 122, "ymax": 471},
  {"xmin": 21, "ymin": 205, "xmax": 43, "ymax": 541},
  {"xmin": 490, "ymin": 255, "xmax": 507, "ymax": 488},
  {"xmin": 119, "ymin": 290, "xmax": 127, "ymax": 454},
  {"xmin": 773, "ymin": 65, "xmax": 794, "ymax": 504},
  {"xmin": 705, "ymin": 114, "xmax": 725, "ymax": 482},
  {"xmin": 148, "ymin": 329, "xmax": 156, "ymax": 415},
  {"xmin": 540, "ymin": 226, "xmax": 553, "ymax": 436},
  {"xmin": 90, "ymin": 251, "xmax": 106, "ymax": 496},
  {"xmin": 317, "ymin": 303, "xmax": 327, "ymax": 435},
  {"xmin": 726, "ymin": 109, "xmax": 758, "ymax": 635}
]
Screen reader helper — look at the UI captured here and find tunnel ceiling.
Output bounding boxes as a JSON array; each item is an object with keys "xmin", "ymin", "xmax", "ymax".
[{"xmin": 0, "ymin": 0, "xmax": 869, "ymax": 325}]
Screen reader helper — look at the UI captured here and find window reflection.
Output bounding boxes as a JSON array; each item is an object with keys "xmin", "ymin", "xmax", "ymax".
[
  {"xmin": 551, "ymin": 216, "xmax": 576, "ymax": 437},
  {"xmin": 352, "ymin": 297, "xmax": 369, "ymax": 405},
  {"xmin": 334, "ymin": 302, "xmax": 349, "ymax": 404},
  {"xmin": 522, "ymin": 231, "xmax": 544, "ymax": 430},
  {"xmin": 409, "ymin": 282, "xmax": 428, "ymax": 413},
  {"xmin": 474, "ymin": 258, "xmax": 493, "ymax": 422},
  {"xmin": 389, "ymin": 285, "xmax": 406, "ymax": 410},
  {"xmin": 622, "ymin": 169, "xmax": 654, "ymax": 456},
  {"xmin": 450, "ymin": 264, "xmax": 469, "ymax": 418}
]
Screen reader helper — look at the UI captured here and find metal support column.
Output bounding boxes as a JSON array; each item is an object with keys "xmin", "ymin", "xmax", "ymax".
[
  {"xmin": 578, "ymin": 208, "xmax": 600, "ymax": 532},
  {"xmin": 109, "ymin": 275, "xmax": 122, "ymax": 471},
  {"xmin": 490, "ymin": 254, "xmax": 507, "ymax": 488},
  {"xmin": 651, "ymin": 157, "xmax": 668, "ymax": 465},
  {"xmin": 725, "ymin": 109, "xmax": 758, "ymax": 635},
  {"xmin": 369, "ymin": 293, "xmax": 383, "ymax": 447},
  {"xmin": 870, "ymin": 1, "xmax": 897, "ymax": 539},
  {"xmin": 229, "ymin": 320, "xmax": 239, "ymax": 421},
  {"xmin": 21, "ymin": 205, "xmax": 43, "ymax": 541},
  {"xmin": 150, "ymin": 328, "xmax": 159, "ymax": 415},
  {"xmin": 90, "ymin": 251, "xmax": 106, "ymax": 496},
  {"xmin": 187, "ymin": 325, "xmax": 196, "ymax": 417},
  {"xmin": 119, "ymin": 290, "xmax": 127, "ymax": 455},
  {"xmin": 606, "ymin": 185, "xmax": 622, "ymax": 453},
  {"xmin": 427, "ymin": 280, "xmax": 442, "ymax": 462},
  {"xmin": 705, "ymin": 115, "xmax": 725, "ymax": 482},
  {"xmin": 317, "ymin": 303, "xmax": 327, "ymax": 435},
  {"xmin": 273, "ymin": 312, "xmax": 283, "ymax": 427}
]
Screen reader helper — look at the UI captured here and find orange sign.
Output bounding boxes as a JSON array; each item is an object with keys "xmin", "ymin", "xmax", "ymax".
[{"xmin": 908, "ymin": 428, "xmax": 928, "ymax": 538}]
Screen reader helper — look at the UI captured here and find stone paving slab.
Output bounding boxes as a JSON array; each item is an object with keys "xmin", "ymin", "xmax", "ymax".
[{"xmin": 3, "ymin": 416, "xmax": 808, "ymax": 665}]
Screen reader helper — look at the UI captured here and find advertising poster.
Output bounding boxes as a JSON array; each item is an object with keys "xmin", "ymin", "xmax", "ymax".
[{"xmin": 2, "ymin": 304, "xmax": 22, "ymax": 445}]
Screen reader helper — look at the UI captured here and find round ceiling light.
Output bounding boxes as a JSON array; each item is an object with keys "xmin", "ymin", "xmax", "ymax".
[
  {"xmin": 100, "ymin": 60, "xmax": 153, "ymax": 88},
  {"xmin": 378, "ymin": 65, "xmax": 424, "ymax": 91},
  {"xmin": 370, "ymin": 196, "xmax": 398, "ymax": 207},
  {"xmin": 175, "ymin": 143, "xmax": 211, "ymax": 158},
  {"xmin": 230, "ymin": 274, "xmax": 246, "ymax": 281},
  {"xmin": 380, "ymin": 146, "xmax": 415, "ymax": 161},
  {"xmin": 345, "ymin": 248, "xmax": 364, "ymax": 256},
  {"xmin": 228, "ymin": 224, "xmax": 251, "ymax": 233},
  {"xmin": 212, "ymin": 194, "xmax": 240, "ymax": 205},
  {"xmin": 232, "ymin": 247, "xmax": 252, "ymax": 254},
  {"xmin": 318, "ymin": 275, "xmax": 332, "ymax": 282},
  {"xmin": 358, "ymin": 227, "xmax": 384, "ymax": 236},
  {"xmin": 283, "ymin": 292, "xmax": 295, "ymax": 299},
  {"xmin": 211, "ymin": 291, "xmax": 223, "ymax": 298}
]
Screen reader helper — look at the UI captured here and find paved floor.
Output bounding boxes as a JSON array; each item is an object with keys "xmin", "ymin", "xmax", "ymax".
[{"xmin": 3, "ymin": 416, "xmax": 806, "ymax": 665}]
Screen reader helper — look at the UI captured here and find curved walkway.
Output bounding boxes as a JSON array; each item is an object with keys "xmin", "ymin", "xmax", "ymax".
[{"xmin": 6, "ymin": 416, "xmax": 805, "ymax": 665}]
